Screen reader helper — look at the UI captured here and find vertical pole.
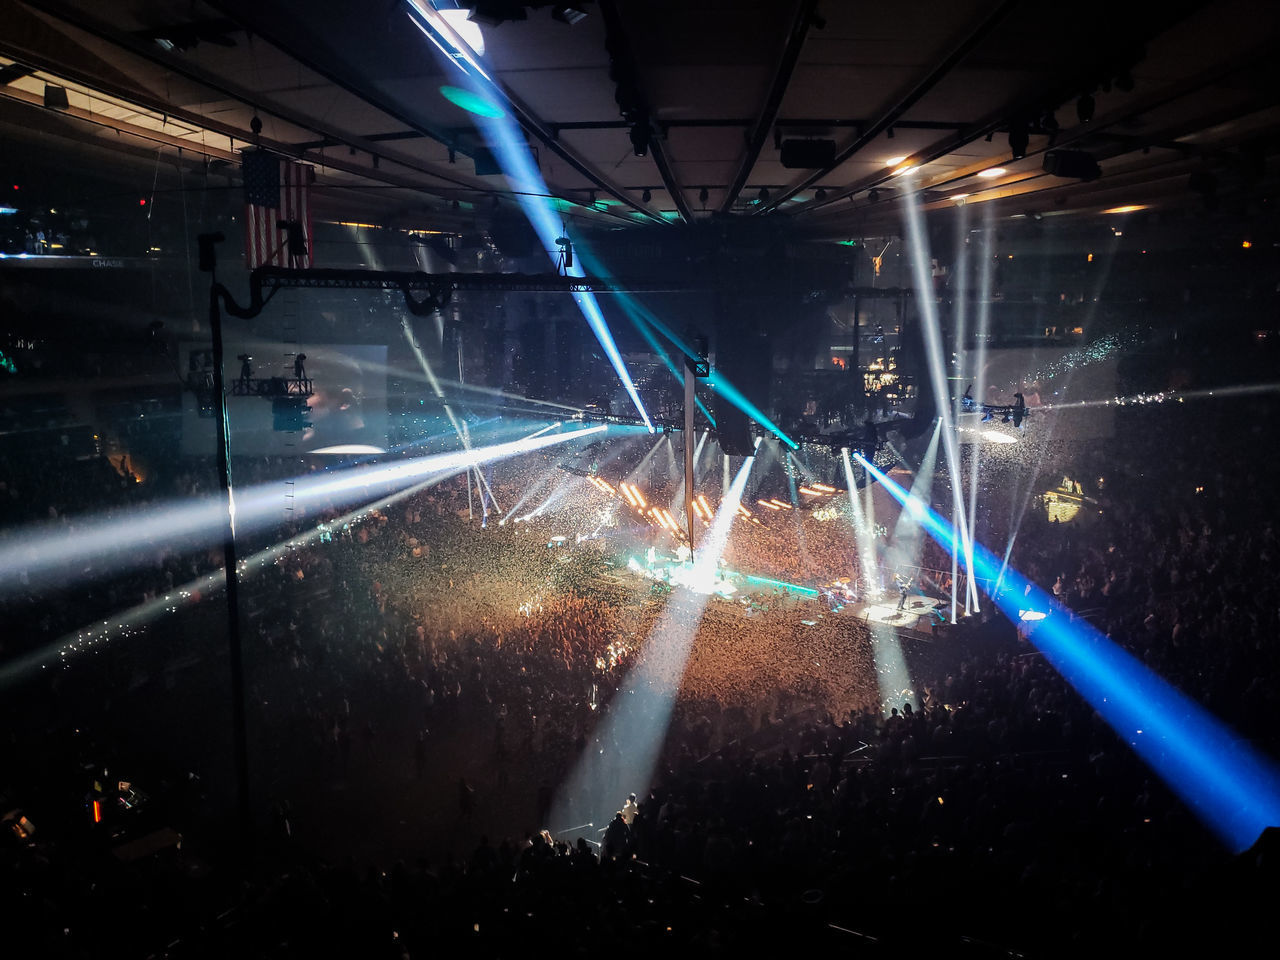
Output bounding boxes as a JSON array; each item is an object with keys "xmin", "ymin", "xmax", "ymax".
[
  {"xmin": 950, "ymin": 500, "xmax": 959, "ymax": 624},
  {"xmin": 208, "ymin": 284, "xmax": 252, "ymax": 843},
  {"xmin": 851, "ymin": 292, "xmax": 860, "ymax": 415},
  {"xmin": 684, "ymin": 364, "xmax": 696, "ymax": 558}
]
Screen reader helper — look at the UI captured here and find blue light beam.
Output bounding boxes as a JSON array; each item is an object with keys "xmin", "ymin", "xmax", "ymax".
[
  {"xmin": 855, "ymin": 451, "xmax": 1280, "ymax": 853},
  {"xmin": 405, "ymin": 3, "xmax": 652, "ymax": 431}
]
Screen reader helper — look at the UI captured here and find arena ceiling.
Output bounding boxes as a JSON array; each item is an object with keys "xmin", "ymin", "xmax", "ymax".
[{"xmin": 1, "ymin": 0, "xmax": 1278, "ymax": 239}]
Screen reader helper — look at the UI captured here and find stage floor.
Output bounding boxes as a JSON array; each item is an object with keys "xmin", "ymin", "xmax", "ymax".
[{"xmin": 851, "ymin": 593, "xmax": 947, "ymax": 632}]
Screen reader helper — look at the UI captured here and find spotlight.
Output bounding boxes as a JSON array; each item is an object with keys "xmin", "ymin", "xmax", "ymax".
[
  {"xmin": 1077, "ymin": 93, "xmax": 1095, "ymax": 124},
  {"xmin": 43, "ymin": 84, "xmax": 69, "ymax": 110},
  {"xmin": 868, "ymin": 188, "xmax": 881, "ymax": 202},
  {"xmin": 977, "ymin": 167, "xmax": 1006, "ymax": 179},
  {"xmin": 642, "ymin": 187, "xmax": 652, "ymax": 203},
  {"xmin": 1043, "ymin": 150, "xmax": 1101, "ymax": 182},
  {"xmin": 1008, "ymin": 122, "xmax": 1028, "ymax": 160},
  {"xmin": 629, "ymin": 121, "xmax": 650, "ymax": 157},
  {"xmin": 555, "ymin": 235, "xmax": 573, "ymax": 270},
  {"xmin": 551, "ymin": 4, "xmax": 588, "ymax": 25}
]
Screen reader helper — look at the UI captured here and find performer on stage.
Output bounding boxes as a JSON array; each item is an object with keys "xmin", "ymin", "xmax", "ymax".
[{"xmin": 895, "ymin": 572, "xmax": 912, "ymax": 611}]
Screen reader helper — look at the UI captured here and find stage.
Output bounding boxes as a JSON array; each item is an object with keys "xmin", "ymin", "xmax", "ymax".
[{"xmin": 619, "ymin": 551, "xmax": 948, "ymax": 639}]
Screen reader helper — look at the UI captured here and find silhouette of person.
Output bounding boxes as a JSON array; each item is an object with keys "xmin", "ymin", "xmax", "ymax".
[{"xmin": 294, "ymin": 353, "xmax": 307, "ymax": 380}]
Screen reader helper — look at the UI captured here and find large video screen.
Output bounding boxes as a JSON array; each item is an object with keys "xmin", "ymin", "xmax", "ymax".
[
  {"xmin": 180, "ymin": 341, "xmax": 388, "ymax": 455},
  {"xmin": 960, "ymin": 344, "xmax": 1119, "ymax": 440}
]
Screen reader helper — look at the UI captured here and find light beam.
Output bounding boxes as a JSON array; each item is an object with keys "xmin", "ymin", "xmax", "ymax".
[
  {"xmin": 855, "ymin": 451, "xmax": 1280, "ymax": 854},
  {"xmin": 0, "ymin": 425, "xmax": 607, "ymax": 598},
  {"xmin": 551, "ymin": 455, "xmax": 757, "ymax": 835}
]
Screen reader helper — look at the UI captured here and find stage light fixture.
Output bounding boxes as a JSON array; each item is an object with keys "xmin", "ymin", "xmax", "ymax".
[
  {"xmin": 642, "ymin": 187, "xmax": 652, "ymax": 203},
  {"xmin": 43, "ymin": 84, "xmax": 69, "ymax": 110},
  {"xmin": 1077, "ymin": 93, "xmax": 1095, "ymax": 124},
  {"xmin": 551, "ymin": 4, "xmax": 588, "ymax": 25},
  {"xmin": 629, "ymin": 121, "xmax": 650, "ymax": 157},
  {"xmin": 698, "ymin": 186, "xmax": 709, "ymax": 206},
  {"xmin": 1009, "ymin": 122, "xmax": 1029, "ymax": 160},
  {"xmin": 555, "ymin": 235, "xmax": 573, "ymax": 270},
  {"xmin": 1043, "ymin": 150, "xmax": 1101, "ymax": 182},
  {"xmin": 977, "ymin": 167, "xmax": 1006, "ymax": 179},
  {"xmin": 815, "ymin": 188, "xmax": 827, "ymax": 201},
  {"xmin": 758, "ymin": 186, "xmax": 770, "ymax": 202}
]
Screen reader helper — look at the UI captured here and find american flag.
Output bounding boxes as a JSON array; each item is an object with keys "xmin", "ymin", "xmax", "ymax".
[{"xmin": 242, "ymin": 150, "xmax": 314, "ymax": 269}]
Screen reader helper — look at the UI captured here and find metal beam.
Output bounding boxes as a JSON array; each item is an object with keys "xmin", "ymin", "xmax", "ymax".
[
  {"xmin": 23, "ymin": 0, "xmax": 480, "ymax": 190},
  {"xmin": 720, "ymin": 0, "xmax": 819, "ymax": 213},
  {"xmin": 502, "ymin": 84, "xmax": 669, "ymax": 225},
  {"xmin": 550, "ymin": 117, "xmax": 968, "ymax": 132},
  {"xmin": 0, "ymin": 44, "xmax": 474, "ymax": 200},
  {"xmin": 398, "ymin": 0, "xmax": 666, "ymax": 226},
  {"xmin": 755, "ymin": 0, "xmax": 1018, "ymax": 215},
  {"xmin": 252, "ymin": 266, "xmax": 697, "ymax": 295},
  {"xmin": 17, "ymin": 0, "xmax": 645, "ymax": 228},
  {"xmin": 649, "ymin": 139, "xmax": 694, "ymax": 223},
  {"xmin": 798, "ymin": 41, "xmax": 1280, "ymax": 219},
  {"xmin": 597, "ymin": 0, "xmax": 689, "ymax": 223}
]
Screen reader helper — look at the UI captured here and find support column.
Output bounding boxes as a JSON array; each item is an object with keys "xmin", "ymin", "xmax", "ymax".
[{"xmin": 684, "ymin": 364, "xmax": 696, "ymax": 558}]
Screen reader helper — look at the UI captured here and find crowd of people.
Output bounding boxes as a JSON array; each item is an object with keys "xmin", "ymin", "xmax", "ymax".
[{"xmin": 2, "ymin": 384, "xmax": 1278, "ymax": 956}]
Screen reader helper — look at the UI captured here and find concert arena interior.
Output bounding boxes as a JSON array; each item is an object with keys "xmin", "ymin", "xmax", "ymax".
[{"xmin": 3, "ymin": 1, "xmax": 1280, "ymax": 955}]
